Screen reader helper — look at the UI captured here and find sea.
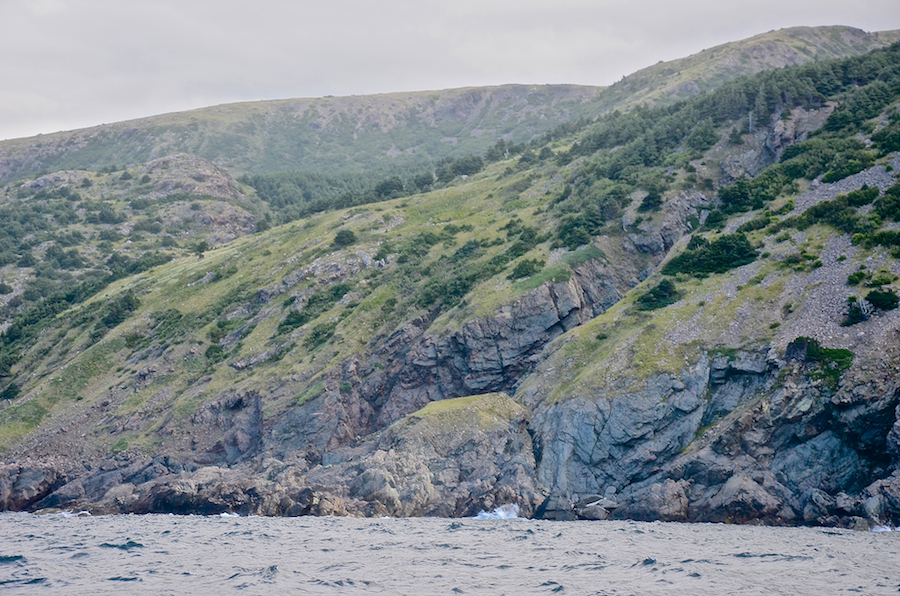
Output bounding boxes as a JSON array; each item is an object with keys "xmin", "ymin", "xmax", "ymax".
[{"xmin": 1, "ymin": 505, "xmax": 898, "ymax": 595}]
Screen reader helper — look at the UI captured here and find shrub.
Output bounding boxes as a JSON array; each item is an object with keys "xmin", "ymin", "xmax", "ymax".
[
  {"xmin": 205, "ymin": 344, "xmax": 226, "ymax": 364},
  {"xmin": 866, "ymin": 288, "xmax": 899, "ymax": 311},
  {"xmin": 847, "ymin": 271, "xmax": 866, "ymax": 286},
  {"xmin": 332, "ymin": 229, "xmax": 357, "ymax": 248},
  {"xmin": 102, "ymin": 292, "xmax": 140, "ymax": 328},
  {"xmin": 635, "ymin": 279, "xmax": 680, "ymax": 311},
  {"xmin": 304, "ymin": 322, "xmax": 337, "ymax": 349},
  {"xmin": 872, "ymin": 116, "xmax": 900, "ymax": 154},
  {"xmin": 556, "ymin": 215, "xmax": 591, "ymax": 250},
  {"xmin": 874, "ymin": 182, "xmax": 900, "ymax": 222},
  {"xmin": 0, "ymin": 382, "xmax": 19, "ymax": 400},
  {"xmin": 787, "ymin": 336, "xmax": 853, "ymax": 389},
  {"xmin": 663, "ymin": 233, "xmax": 758, "ymax": 277},
  {"xmin": 507, "ymin": 258, "xmax": 544, "ymax": 280},
  {"xmin": 637, "ymin": 193, "xmax": 662, "ymax": 212},
  {"xmin": 841, "ymin": 297, "xmax": 874, "ymax": 326}
]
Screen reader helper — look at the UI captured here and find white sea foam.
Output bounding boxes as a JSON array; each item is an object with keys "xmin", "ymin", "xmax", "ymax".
[
  {"xmin": 475, "ymin": 503, "xmax": 519, "ymax": 519},
  {"xmin": 871, "ymin": 525, "xmax": 894, "ymax": 532}
]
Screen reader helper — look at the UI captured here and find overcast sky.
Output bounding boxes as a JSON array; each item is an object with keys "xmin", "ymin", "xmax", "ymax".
[{"xmin": 2, "ymin": 0, "xmax": 899, "ymax": 141}]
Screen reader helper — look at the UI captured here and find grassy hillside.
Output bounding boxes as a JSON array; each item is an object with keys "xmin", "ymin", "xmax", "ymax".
[
  {"xmin": 593, "ymin": 25, "xmax": 900, "ymax": 112},
  {"xmin": 1, "ymin": 26, "xmax": 894, "ymax": 188},
  {"xmin": 1, "ymin": 36, "xmax": 899, "ymax": 478},
  {"xmin": 0, "ymin": 85, "xmax": 604, "ymax": 183}
]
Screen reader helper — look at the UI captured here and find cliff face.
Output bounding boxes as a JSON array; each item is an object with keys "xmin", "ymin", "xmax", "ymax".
[
  {"xmin": 528, "ymin": 348, "xmax": 900, "ymax": 527},
  {"xmin": 4, "ymin": 152, "xmax": 900, "ymax": 528}
]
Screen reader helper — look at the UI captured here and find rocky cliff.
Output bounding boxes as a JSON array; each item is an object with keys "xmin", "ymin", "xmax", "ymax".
[{"xmin": 3, "ymin": 37, "xmax": 900, "ymax": 530}]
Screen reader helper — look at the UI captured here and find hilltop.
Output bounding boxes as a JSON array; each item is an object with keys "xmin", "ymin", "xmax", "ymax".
[
  {"xmin": 0, "ymin": 26, "xmax": 894, "ymax": 184},
  {"xmin": 1, "ymin": 31, "xmax": 900, "ymax": 528}
]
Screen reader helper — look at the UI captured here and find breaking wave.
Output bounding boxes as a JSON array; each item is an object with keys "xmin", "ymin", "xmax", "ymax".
[{"xmin": 475, "ymin": 503, "xmax": 519, "ymax": 519}]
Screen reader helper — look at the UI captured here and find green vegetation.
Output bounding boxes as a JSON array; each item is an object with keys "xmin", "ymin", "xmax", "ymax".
[
  {"xmin": 507, "ymin": 258, "xmax": 545, "ymax": 280},
  {"xmin": 866, "ymin": 288, "xmax": 899, "ymax": 311},
  {"xmin": 663, "ymin": 234, "xmax": 758, "ymax": 277},
  {"xmin": 402, "ymin": 393, "xmax": 524, "ymax": 432},
  {"xmin": 635, "ymin": 279, "xmax": 681, "ymax": 311},
  {"xmin": 332, "ymin": 229, "xmax": 357, "ymax": 248},
  {"xmin": 789, "ymin": 337, "xmax": 854, "ymax": 389},
  {"xmin": 1, "ymin": 35, "xmax": 900, "ymax": 459},
  {"xmin": 278, "ymin": 282, "xmax": 355, "ymax": 336}
]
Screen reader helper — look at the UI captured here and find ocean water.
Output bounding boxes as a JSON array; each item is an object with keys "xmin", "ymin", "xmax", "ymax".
[{"xmin": 1, "ymin": 508, "xmax": 898, "ymax": 595}]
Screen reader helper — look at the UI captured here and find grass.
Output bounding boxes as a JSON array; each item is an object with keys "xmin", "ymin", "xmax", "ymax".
[
  {"xmin": 400, "ymin": 393, "xmax": 524, "ymax": 432},
  {"xmin": 294, "ymin": 380, "xmax": 326, "ymax": 407}
]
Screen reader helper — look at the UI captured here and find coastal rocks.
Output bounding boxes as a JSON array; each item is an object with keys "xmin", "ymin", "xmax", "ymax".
[
  {"xmin": 304, "ymin": 393, "xmax": 543, "ymax": 517},
  {"xmin": 531, "ymin": 357, "xmax": 714, "ymax": 499},
  {"xmin": 190, "ymin": 391, "xmax": 263, "ymax": 464},
  {"xmin": 606, "ymin": 358, "xmax": 900, "ymax": 526},
  {"xmin": 0, "ymin": 463, "xmax": 66, "ymax": 511},
  {"xmin": 526, "ymin": 343, "xmax": 900, "ymax": 527},
  {"xmin": 9, "ymin": 394, "xmax": 540, "ymax": 519}
]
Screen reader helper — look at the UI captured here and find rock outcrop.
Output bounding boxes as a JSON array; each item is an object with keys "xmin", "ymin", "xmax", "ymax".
[
  {"xmin": 362, "ymin": 259, "xmax": 623, "ymax": 429},
  {"xmin": 5, "ymin": 394, "xmax": 540, "ymax": 518},
  {"xmin": 529, "ymin": 347, "xmax": 900, "ymax": 528}
]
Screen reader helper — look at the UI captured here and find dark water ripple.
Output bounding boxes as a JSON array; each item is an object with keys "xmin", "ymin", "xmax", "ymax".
[{"xmin": 1, "ymin": 513, "xmax": 899, "ymax": 594}]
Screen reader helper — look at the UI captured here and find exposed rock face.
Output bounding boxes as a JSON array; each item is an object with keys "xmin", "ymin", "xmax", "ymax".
[
  {"xmin": 530, "ymin": 356, "xmax": 716, "ymax": 500},
  {"xmin": 0, "ymin": 463, "xmax": 67, "ymax": 511},
  {"xmin": 628, "ymin": 191, "xmax": 710, "ymax": 256},
  {"xmin": 304, "ymin": 393, "xmax": 542, "ymax": 517},
  {"xmin": 719, "ymin": 105, "xmax": 833, "ymax": 183},
  {"xmin": 142, "ymin": 154, "xmax": 249, "ymax": 202},
  {"xmin": 528, "ymin": 349, "xmax": 900, "ymax": 528},
  {"xmin": 5, "ymin": 394, "xmax": 540, "ymax": 518},
  {"xmin": 358, "ymin": 259, "xmax": 623, "ymax": 430}
]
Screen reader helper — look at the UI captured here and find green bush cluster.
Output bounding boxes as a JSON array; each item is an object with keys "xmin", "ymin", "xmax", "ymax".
[
  {"xmin": 303, "ymin": 321, "xmax": 338, "ymax": 349},
  {"xmin": 277, "ymin": 282, "xmax": 354, "ymax": 335},
  {"xmin": 635, "ymin": 279, "xmax": 681, "ymax": 311},
  {"xmin": 874, "ymin": 181, "xmax": 900, "ymax": 222},
  {"xmin": 872, "ymin": 113, "xmax": 900, "ymax": 154},
  {"xmin": 788, "ymin": 336, "xmax": 853, "ymax": 389},
  {"xmin": 866, "ymin": 288, "xmax": 899, "ymax": 311},
  {"xmin": 332, "ymin": 229, "xmax": 357, "ymax": 248},
  {"xmin": 417, "ymin": 224, "xmax": 549, "ymax": 308},
  {"xmin": 663, "ymin": 233, "xmax": 758, "ymax": 277},
  {"xmin": 507, "ymin": 258, "xmax": 545, "ymax": 280}
]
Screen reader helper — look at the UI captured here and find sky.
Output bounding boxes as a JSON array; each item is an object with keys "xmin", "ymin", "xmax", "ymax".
[{"xmin": 2, "ymin": 0, "xmax": 900, "ymax": 141}]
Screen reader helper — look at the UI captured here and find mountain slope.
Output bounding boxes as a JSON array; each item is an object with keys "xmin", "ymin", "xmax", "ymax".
[
  {"xmin": 0, "ymin": 85, "xmax": 604, "ymax": 182},
  {"xmin": 593, "ymin": 25, "xmax": 900, "ymax": 112},
  {"xmin": 1, "ymin": 36, "xmax": 900, "ymax": 527},
  {"xmin": 0, "ymin": 26, "xmax": 895, "ymax": 186}
]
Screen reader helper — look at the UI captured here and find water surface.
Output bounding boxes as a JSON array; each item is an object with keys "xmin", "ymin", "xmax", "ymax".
[{"xmin": 1, "ymin": 511, "xmax": 897, "ymax": 594}]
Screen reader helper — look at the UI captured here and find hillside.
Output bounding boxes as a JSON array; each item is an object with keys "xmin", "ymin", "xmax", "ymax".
[
  {"xmin": 0, "ymin": 85, "xmax": 603, "ymax": 183},
  {"xmin": 0, "ymin": 26, "xmax": 894, "ymax": 186},
  {"xmin": 1, "ymin": 36, "xmax": 900, "ymax": 527},
  {"xmin": 594, "ymin": 25, "xmax": 900, "ymax": 112}
]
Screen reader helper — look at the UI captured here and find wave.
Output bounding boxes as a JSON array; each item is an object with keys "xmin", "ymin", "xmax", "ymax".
[{"xmin": 475, "ymin": 504, "xmax": 519, "ymax": 519}]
